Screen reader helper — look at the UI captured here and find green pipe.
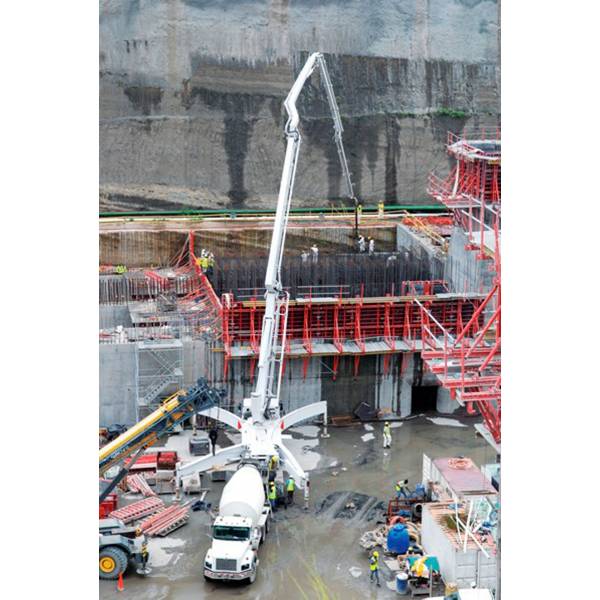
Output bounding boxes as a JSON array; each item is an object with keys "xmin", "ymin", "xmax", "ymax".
[{"xmin": 99, "ymin": 204, "xmax": 445, "ymax": 219}]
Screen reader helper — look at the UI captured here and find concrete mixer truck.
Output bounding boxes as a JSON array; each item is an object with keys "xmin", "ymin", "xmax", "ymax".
[{"xmin": 203, "ymin": 465, "xmax": 271, "ymax": 583}]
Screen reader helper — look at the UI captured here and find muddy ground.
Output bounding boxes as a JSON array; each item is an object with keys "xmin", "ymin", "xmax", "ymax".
[{"xmin": 99, "ymin": 416, "xmax": 496, "ymax": 599}]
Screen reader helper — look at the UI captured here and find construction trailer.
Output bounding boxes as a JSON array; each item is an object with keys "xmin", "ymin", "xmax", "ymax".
[
  {"xmin": 421, "ymin": 503, "xmax": 497, "ymax": 592},
  {"xmin": 421, "ymin": 455, "xmax": 499, "ymax": 593}
]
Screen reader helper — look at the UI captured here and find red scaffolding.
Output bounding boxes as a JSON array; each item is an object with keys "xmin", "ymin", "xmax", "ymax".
[
  {"xmin": 219, "ymin": 286, "xmax": 486, "ymax": 382},
  {"xmin": 421, "ymin": 129, "xmax": 501, "ymax": 444}
]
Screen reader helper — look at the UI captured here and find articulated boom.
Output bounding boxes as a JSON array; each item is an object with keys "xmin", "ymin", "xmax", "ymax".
[
  {"xmin": 176, "ymin": 53, "xmax": 351, "ymax": 497},
  {"xmin": 247, "ymin": 51, "xmax": 355, "ymax": 426}
]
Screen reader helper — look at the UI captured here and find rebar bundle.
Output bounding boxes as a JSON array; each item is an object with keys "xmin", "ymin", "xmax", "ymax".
[{"xmin": 211, "ymin": 250, "xmax": 444, "ymax": 300}]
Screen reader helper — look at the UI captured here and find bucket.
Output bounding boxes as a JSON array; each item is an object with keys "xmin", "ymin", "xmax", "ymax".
[{"xmin": 396, "ymin": 572, "xmax": 408, "ymax": 594}]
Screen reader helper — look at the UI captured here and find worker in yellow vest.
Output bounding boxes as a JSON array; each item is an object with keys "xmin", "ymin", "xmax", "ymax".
[
  {"xmin": 369, "ymin": 550, "xmax": 381, "ymax": 586},
  {"xmin": 383, "ymin": 421, "xmax": 392, "ymax": 448},
  {"xmin": 395, "ymin": 479, "xmax": 409, "ymax": 499},
  {"xmin": 285, "ymin": 476, "xmax": 295, "ymax": 506},
  {"xmin": 200, "ymin": 253, "xmax": 209, "ymax": 273},
  {"xmin": 268, "ymin": 482, "xmax": 277, "ymax": 512}
]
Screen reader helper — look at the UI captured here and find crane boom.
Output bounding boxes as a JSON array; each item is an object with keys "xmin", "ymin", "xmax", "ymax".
[
  {"xmin": 99, "ymin": 378, "xmax": 224, "ymax": 501},
  {"xmin": 248, "ymin": 52, "xmax": 356, "ymax": 423}
]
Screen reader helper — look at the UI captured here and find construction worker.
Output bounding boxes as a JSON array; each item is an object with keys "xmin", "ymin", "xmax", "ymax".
[
  {"xmin": 208, "ymin": 426, "xmax": 218, "ymax": 456},
  {"xmin": 207, "ymin": 252, "xmax": 215, "ymax": 278},
  {"xmin": 301, "ymin": 249, "xmax": 309, "ymax": 264},
  {"xmin": 268, "ymin": 482, "xmax": 277, "ymax": 512},
  {"xmin": 356, "ymin": 203, "xmax": 363, "ymax": 224},
  {"xmin": 200, "ymin": 252, "xmax": 209, "ymax": 274},
  {"xmin": 378, "ymin": 201, "xmax": 385, "ymax": 218},
  {"xmin": 269, "ymin": 454, "xmax": 278, "ymax": 472},
  {"xmin": 369, "ymin": 550, "xmax": 381, "ymax": 587},
  {"xmin": 395, "ymin": 479, "xmax": 410, "ymax": 499},
  {"xmin": 268, "ymin": 454, "xmax": 279, "ymax": 483},
  {"xmin": 358, "ymin": 235, "xmax": 366, "ymax": 253},
  {"xmin": 368, "ymin": 237, "xmax": 375, "ymax": 255},
  {"xmin": 383, "ymin": 421, "xmax": 392, "ymax": 448},
  {"xmin": 310, "ymin": 244, "xmax": 319, "ymax": 263},
  {"xmin": 285, "ymin": 476, "xmax": 295, "ymax": 506}
]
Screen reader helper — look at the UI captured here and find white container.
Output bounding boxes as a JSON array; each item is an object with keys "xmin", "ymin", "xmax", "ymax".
[{"xmin": 219, "ymin": 466, "xmax": 265, "ymax": 525}]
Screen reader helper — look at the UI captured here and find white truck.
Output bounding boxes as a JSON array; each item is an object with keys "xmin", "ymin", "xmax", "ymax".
[{"xmin": 203, "ymin": 465, "xmax": 271, "ymax": 584}]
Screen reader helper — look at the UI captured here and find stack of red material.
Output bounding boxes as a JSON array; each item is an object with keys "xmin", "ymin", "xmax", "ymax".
[
  {"xmin": 124, "ymin": 451, "xmax": 179, "ymax": 473},
  {"xmin": 156, "ymin": 451, "xmax": 177, "ymax": 470},
  {"xmin": 139, "ymin": 503, "xmax": 190, "ymax": 537},
  {"xmin": 109, "ymin": 497, "xmax": 165, "ymax": 524},
  {"xmin": 127, "ymin": 474, "xmax": 157, "ymax": 497}
]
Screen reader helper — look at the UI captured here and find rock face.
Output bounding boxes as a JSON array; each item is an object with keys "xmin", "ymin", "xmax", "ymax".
[{"xmin": 100, "ymin": 0, "xmax": 500, "ymax": 211}]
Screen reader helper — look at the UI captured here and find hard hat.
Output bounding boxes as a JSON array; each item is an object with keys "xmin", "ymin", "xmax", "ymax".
[
  {"xmin": 373, "ymin": 551, "xmax": 379, "ymax": 557},
  {"xmin": 385, "ymin": 421, "xmax": 390, "ymax": 425}
]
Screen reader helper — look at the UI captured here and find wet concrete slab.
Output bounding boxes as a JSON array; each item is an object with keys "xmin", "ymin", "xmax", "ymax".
[{"xmin": 100, "ymin": 417, "xmax": 496, "ymax": 599}]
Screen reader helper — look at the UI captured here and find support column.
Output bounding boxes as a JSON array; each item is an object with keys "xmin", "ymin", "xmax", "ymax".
[
  {"xmin": 399, "ymin": 353, "xmax": 415, "ymax": 417},
  {"xmin": 436, "ymin": 386, "xmax": 459, "ymax": 414}
]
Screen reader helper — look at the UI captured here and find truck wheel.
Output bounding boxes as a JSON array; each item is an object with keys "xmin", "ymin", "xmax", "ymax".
[
  {"xmin": 245, "ymin": 569, "xmax": 257, "ymax": 584},
  {"xmin": 99, "ymin": 547, "xmax": 128, "ymax": 580}
]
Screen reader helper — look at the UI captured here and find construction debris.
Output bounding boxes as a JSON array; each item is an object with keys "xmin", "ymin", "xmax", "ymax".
[{"xmin": 359, "ymin": 524, "xmax": 389, "ymax": 551}]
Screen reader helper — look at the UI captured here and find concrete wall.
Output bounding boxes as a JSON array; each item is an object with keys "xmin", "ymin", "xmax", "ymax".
[
  {"xmin": 99, "ymin": 304, "xmax": 133, "ymax": 329},
  {"xmin": 99, "ymin": 343, "xmax": 138, "ymax": 425},
  {"xmin": 443, "ymin": 226, "xmax": 495, "ymax": 293},
  {"xmin": 100, "ymin": 0, "xmax": 500, "ymax": 210},
  {"xmin": 99, "ymin": 341, "xmax": 452, "ymax": 423},
  {"xmin": 99, "ymin": 223, "xmax": 398, "ymax": 266}
]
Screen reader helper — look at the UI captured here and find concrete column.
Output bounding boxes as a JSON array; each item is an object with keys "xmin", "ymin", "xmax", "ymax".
[
  {"xmin": 399, "ymin": 353, "xmax": 415, "ymax": 417},
  {"xmin": 376, "ymin": 355, "xmax": 396, "ymax": 414},
  {"xmin": 436, "ymin": 386, "xmax": 459, "ymax": 414}
]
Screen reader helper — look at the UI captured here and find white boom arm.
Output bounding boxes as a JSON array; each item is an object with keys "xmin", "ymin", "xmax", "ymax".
[
  {"xmin": 249, "ymin": 52, "xmax": 355, "ymax": 423},
  {"xmin": 175, "ymin": 53, "xmax": 348, "ymax": 501}
]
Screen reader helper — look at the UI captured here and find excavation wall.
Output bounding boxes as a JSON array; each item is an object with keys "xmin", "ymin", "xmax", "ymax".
[{"xmin": 100, "ymin": 0, "xmax": 500, "ymax": 211}]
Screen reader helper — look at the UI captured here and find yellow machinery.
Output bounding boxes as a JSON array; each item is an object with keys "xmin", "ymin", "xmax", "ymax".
[{"xmin": 99, "ymin": 378, "xmax": 224, "ymax": 501}]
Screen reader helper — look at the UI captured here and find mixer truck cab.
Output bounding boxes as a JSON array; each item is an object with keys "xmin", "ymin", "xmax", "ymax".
[{"xmin": 204, "ymin": 465, "xmax": 271, "ymax": 584}]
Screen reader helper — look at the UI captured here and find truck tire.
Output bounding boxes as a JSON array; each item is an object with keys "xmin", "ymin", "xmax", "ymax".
[
  {"xmin": 245, "ymin": 569, "xmax": 257, "ymax": 584},
  {"xmin": 99, "ymin": 546, "xmax": 128, "ymax": 580}
]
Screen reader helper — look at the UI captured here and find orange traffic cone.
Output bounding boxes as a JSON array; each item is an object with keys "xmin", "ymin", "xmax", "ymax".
[{"xmin": 117, "ymin": 572, "xmax": 124, "ymax": 592}]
